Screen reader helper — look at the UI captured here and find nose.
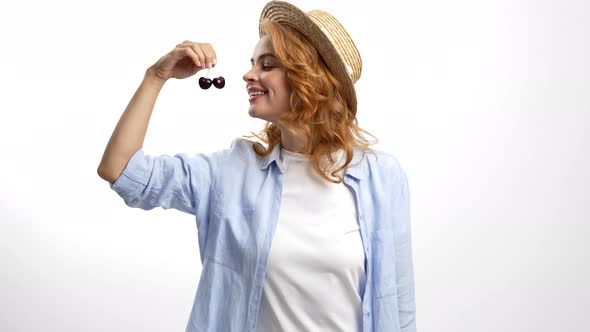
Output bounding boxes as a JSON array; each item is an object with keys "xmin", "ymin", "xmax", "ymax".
[{"xmin": 243, "ymin": 67, "xmax": 257, "ymax": 83}]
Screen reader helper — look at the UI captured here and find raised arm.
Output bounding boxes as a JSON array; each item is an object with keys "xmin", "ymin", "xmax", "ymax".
[{"xmin": 97, "ymin": 41, "xmax": 217, "ymax": 183}]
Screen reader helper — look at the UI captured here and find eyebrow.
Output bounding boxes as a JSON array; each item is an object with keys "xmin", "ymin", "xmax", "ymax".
[{"xmin": 250, "ymin": 52, "xmax": 276, "ymax": 65}]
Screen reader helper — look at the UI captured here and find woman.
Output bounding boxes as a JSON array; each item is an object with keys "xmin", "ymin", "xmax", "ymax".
[{"xmin": 97, "ymin": 1, "xmax": 416, "ymax": 331}]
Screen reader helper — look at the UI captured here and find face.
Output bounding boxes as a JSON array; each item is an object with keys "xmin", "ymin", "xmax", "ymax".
[{"xmin": 243, "ymin": 35, "xmax": 292, "ymax": 122}]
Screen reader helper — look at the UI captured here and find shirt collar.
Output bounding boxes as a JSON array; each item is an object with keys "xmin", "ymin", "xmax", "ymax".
[
  {"xmin": 345, "ymin": 148, "xmax": 367, "ymax": 180},
  {"xmin": 257, "ymin": 143, "xmax": 367, "ymax": 180},
  {"xmin": 256, "ymin": 143, "xmax": 284, "ymax": 173}
]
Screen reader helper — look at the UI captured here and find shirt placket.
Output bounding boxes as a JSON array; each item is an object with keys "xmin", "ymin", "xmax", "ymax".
[
  {"xmin": 247, "ymin": 168, "xmax": 284, "ymax": 332},
  {"xmin": 344, "ymin": 176, "xmax": 373, "ymax": 332}
]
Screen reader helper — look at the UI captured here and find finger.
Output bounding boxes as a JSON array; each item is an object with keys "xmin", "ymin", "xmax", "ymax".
[
  {"xmin": 202, "ymin": 43, "xmax": 217, "ymax": 67},
  {"xmin": 183, "ymin": 46, "xmax": 203, "ymax": 69},
  {"xmin": 171, "ymin": 45, "xmax": 201, "ymax": 68},
  {"xmin": 189, "ymin": 44, "xmax": 207, "ymax": 68},
  {"xmin": 175, "ymin": 41, "xmax": 191, "ymax": 49}
]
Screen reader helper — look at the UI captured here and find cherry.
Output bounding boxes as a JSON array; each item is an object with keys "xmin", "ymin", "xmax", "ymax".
[
  {"xmin": 213, "ymin": 76, "xmax": 225, "ymax": 89},
  {"xmin": 199, "ymin": 77, "xmax": 212, "ymax": 89}
]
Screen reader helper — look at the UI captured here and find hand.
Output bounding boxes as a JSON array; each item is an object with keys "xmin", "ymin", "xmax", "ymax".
[{"xmin": 148, "ymin": 41, "xmax": 217, "ymax": 81}]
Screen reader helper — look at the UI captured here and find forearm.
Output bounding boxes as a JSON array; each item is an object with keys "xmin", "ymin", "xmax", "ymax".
[{"xmin": 97, "ymin": 68, "xmax": 166, "ymax": 183}]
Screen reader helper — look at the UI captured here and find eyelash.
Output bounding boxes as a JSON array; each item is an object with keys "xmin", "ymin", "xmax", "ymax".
[{"xmin": 262, "ymin": 64, "xmax": 274, "ymax": 71}]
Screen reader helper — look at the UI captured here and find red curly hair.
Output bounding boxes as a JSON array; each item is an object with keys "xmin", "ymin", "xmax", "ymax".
[{"xmin": 247, "ymin": 19, "xmax": 377, "ymax": 183}]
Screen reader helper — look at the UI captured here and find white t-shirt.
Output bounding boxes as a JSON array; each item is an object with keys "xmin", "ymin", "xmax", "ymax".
[{"xmin": 256, "ymin": 148, "xmax": 366, "ymax": 332}]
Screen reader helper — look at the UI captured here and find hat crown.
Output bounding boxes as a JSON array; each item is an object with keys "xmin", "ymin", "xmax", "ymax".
[{"xmin": 306, "ymin": 10, "xmax": 362, "ymax": 83}]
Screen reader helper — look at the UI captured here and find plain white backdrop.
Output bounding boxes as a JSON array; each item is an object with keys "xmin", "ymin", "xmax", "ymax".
[{"xmin": 1, "ymin": 0, "xmax": 589, "ymax": 331}]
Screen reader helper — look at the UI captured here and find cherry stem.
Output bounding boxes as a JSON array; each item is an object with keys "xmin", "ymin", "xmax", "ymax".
[{"xmin": 203, "ymin": 67, "xmax": 219, "ymax": 78}]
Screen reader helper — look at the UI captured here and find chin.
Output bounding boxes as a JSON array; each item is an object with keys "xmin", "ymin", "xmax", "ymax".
[
  {"xmin": 248, "ymin": 104, "xmax": 286, "ymax": 123},
  {"xmin": 248, "ymin": 109, "xmax": 270, "ymax": 122},
  {"xmin": 248, "ymin": 109, "xmax": 263, "ymax": 120}
]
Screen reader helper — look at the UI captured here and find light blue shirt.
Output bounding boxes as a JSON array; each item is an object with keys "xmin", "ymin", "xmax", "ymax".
[{"xmin": 110, "ymin": 138, "xmax": 416, "ymax": 332}]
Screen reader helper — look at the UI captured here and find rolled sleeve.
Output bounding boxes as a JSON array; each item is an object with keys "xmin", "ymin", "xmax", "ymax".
[
  {"xmin": 110, "ymin": 148, "xmax": 215, "ymax": 217},
  {"xmin": 110, "ymin": 148, "xmax": 153, "ymax": 204}
]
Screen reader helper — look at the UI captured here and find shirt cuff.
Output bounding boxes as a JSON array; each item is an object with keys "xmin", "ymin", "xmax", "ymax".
[{"xmin": 109, "ymin": 148, "xmax": 151, "ymax": 203}]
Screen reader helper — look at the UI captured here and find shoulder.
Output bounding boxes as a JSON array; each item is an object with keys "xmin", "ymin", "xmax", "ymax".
[
  {"xmin": 228, "ymin": 137, "xmax": 255, "ymax": 152},
  {"xmin": 226, "ymin": 138, "xmax": 257, "ymax": 160},
  {"xmin": 210, "ymin": 137, "xmax": 261, "ymax": 167},
  {"xmin": 361, "ymin": 148, "xmax": 407, "ymax": 180},
  {"xmin": 357, "ymin": 148, "xmax": 411, "ymax": 200}
]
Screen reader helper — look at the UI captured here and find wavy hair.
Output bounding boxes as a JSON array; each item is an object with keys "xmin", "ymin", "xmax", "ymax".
[{"xmin": 246, "ymin": 19, "xmax": 377, "ymax": 183}]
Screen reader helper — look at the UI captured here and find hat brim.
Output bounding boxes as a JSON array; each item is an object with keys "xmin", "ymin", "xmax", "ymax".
[{"xmin": 259, "ymin": 1, "xmax": 358, "ymax": 115}]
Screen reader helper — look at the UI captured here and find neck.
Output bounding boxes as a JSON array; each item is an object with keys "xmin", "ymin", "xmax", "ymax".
[{"xmin": 278, "ymin": 124, "xmax": 307, "ymax": 153}]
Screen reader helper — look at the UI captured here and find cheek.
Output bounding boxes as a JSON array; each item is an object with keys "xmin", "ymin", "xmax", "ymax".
[
  {"xmin": 278, "ymin": 79, "xmax": 292, "ymax": 101},
  {"xmin": 262, "ymin": 72, "xmax": 291, "ymax": 96},
  {"xmin": 282, "ymin": 81, "xmax": 292, "ymax": 95}
]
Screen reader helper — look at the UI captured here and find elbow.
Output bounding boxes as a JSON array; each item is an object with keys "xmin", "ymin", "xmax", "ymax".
[{"xmin": 97, "ymin": 164, "xmax": 118, "ymax": 184}]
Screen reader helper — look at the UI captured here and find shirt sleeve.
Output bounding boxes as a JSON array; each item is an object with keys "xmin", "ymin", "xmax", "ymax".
[
  {"xmin": 394, "ymin": 169, "xmax": 417, "ymax": 331},
  {"xmin": 109, "ymin": 148, "xmax": 216, "ymax": 222}
]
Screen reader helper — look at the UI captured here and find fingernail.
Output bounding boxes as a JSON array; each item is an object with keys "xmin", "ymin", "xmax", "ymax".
[{"xmin": 213, "ymin": 59, "xmax": 217, "ymax": 65}]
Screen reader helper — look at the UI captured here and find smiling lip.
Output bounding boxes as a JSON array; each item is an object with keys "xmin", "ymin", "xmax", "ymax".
[
  {"xmin": 247, "ymin": 86, "xmax": 267, "ymax": 102},
  {"xmin": 249, "ymin": 92, "xmax": 266, "ymax": 102}
]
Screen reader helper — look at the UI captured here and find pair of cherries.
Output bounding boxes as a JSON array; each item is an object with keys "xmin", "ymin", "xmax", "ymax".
[{"xmin": 198, "ymin": 67, "xmax": 225, "ymax": 89}]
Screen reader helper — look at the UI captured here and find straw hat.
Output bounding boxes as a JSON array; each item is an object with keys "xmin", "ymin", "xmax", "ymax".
[{"xmin": 259, "ymin": 1, "xmax": 362, "ymax": 115}]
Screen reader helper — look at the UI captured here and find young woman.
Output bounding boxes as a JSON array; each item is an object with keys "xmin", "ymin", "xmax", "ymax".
[{"xmin": 98, "ymin": 1, "xmax": 416, "ymax": 331}]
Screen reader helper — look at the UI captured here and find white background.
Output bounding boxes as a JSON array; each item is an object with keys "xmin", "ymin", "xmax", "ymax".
[{"xmin": 1, "ymin": 0, "xmax": 589, "ymax": 331}]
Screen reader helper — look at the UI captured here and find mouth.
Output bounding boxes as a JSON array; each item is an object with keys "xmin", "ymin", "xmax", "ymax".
[{"xmin": 248, "ymin": 90, "xmax": 267, "ymax": 102}]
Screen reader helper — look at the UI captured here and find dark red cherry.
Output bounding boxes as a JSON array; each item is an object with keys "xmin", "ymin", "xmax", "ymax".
[
  {"xmin": 212, "ymin": 76, "xmax": 225, "ymax": 89},
  {"xmin": 199, "ymin": 77, "xmax": 212, "ymax": 89}
]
